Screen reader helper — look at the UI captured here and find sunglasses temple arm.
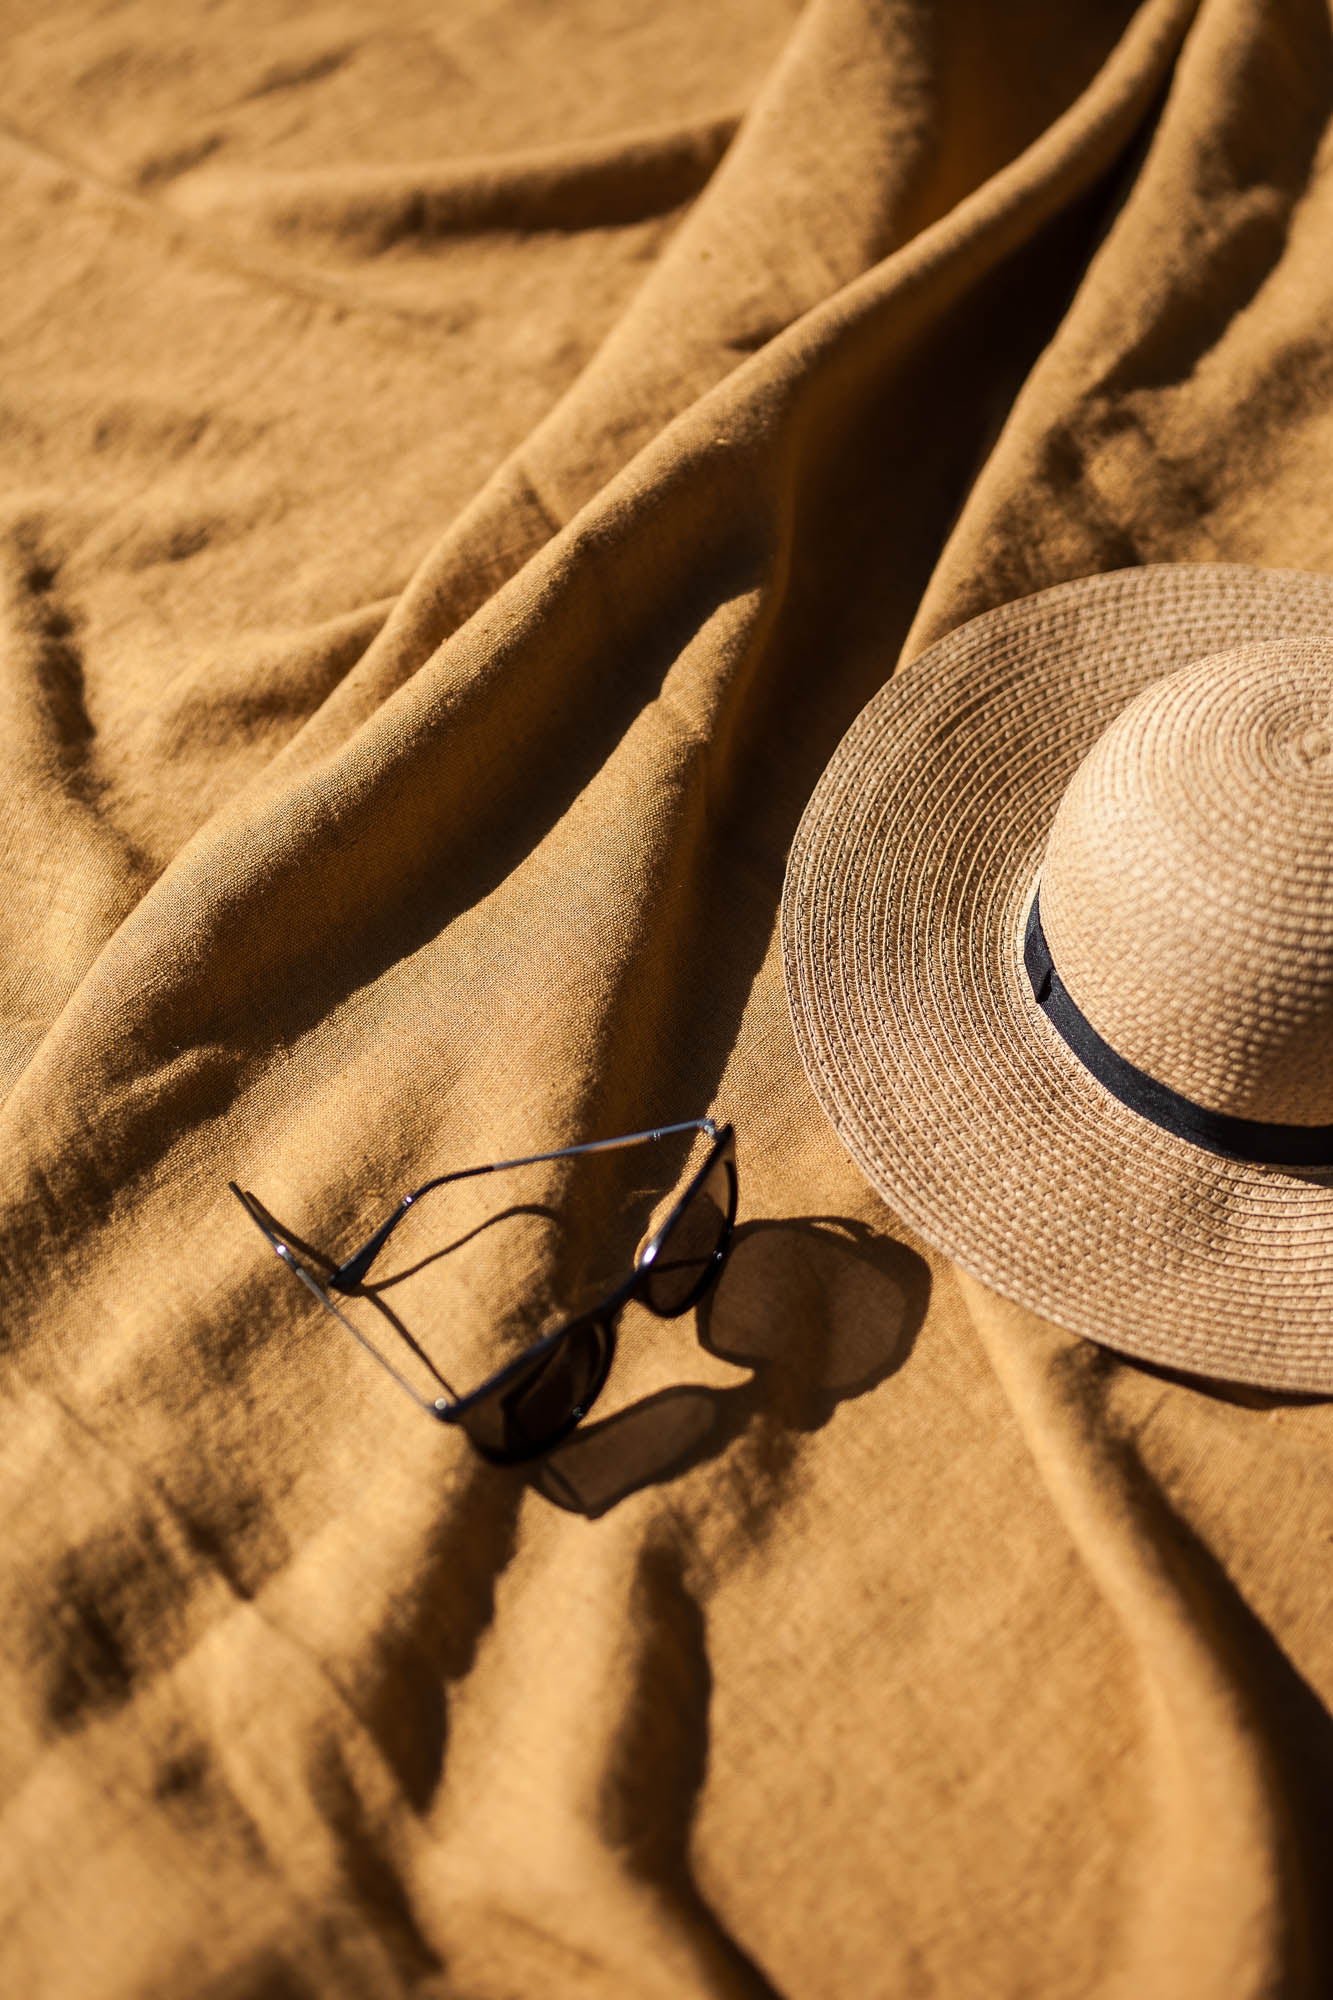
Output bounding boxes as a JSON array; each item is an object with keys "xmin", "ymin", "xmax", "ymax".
[
  {"xmin": 285, "ymin": 1255, "xmax": 453, "ymax": 1418},
  {"xmin": 229, "ymin": 1185, "xmax": 454, "ymax": 1417},
  {"xmin": 329, "ymin": 1117, "xmax": 719, "ymax": 1291}
]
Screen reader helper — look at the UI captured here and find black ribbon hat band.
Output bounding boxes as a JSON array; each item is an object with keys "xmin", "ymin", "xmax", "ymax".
[{"xmin": 1023, "ymin": 891, "xmax": 1333, "ymax": 1169}]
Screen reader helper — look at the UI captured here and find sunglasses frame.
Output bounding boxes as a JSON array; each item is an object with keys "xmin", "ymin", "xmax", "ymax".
[{"xmin": 229, "ymin": 1119, "xmax": 737, "ymax": 1465}]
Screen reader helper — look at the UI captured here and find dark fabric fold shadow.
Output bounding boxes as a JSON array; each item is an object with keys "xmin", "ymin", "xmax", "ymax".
[{"xmin": 171, "ymin": 113, "xmax": 742, "ymax": 251}]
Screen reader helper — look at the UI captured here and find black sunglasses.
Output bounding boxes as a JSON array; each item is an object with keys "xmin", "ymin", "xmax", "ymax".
[{"xmin": 229, "ymin": 1118, "xmax": 737, "ymax": 1465}]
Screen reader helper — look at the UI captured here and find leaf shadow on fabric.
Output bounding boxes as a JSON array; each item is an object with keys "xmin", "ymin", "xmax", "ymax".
[{"xmin": 531, "ymin": 1216, "xmax": 930, "ymax": 1518}]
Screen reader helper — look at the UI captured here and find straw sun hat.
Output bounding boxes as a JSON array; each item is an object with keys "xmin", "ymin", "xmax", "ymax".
[{"xmin": 782, "ymin": 564, "xmax": 1333, "ymax": 1392}]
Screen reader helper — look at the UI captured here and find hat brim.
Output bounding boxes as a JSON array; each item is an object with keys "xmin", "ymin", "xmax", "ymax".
[{"xmin": 782, "ymin": 564, "xmax": 1333, "ymax": 1391}]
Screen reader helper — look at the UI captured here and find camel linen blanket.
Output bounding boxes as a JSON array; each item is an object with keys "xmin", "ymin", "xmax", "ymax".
[{"xmin": 4, "ymin": 1, "xmax": 1333, "ymax": 1995}]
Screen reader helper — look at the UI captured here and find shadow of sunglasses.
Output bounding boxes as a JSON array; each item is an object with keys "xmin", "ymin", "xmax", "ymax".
[{"xmin": 229, "ymin": 1121, "xmax": 737, "ymax": 1465}]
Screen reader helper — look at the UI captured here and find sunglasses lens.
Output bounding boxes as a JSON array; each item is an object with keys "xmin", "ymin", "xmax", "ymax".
[
  {"xmin": 642, "ymin": 1150, "xmax": 736, "ymax": 1315},
  {"xmin": 461, "ymin": 1317, "xmax": 613, "ymax": 1464}
]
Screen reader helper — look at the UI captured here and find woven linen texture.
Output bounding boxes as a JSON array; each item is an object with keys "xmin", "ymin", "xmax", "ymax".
[{"xmin": 3, "ymin": 1, "xmax": 1333, "ymax": 1996}]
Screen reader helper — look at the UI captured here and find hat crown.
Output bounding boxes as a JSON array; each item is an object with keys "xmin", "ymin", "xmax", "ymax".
[{"xmin": 1039, "ymin": 640, "xmax": 1333, "ymax": 1128}]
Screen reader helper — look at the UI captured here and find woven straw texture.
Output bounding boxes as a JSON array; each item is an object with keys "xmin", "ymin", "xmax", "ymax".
[
  {"xmin": 784, "ymin": 565, "xmax": 1333, "ymax": 1389},
  {"xmin": 1043, "ymin": 638, "xmax": 1333, "ymax": 1121}
]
